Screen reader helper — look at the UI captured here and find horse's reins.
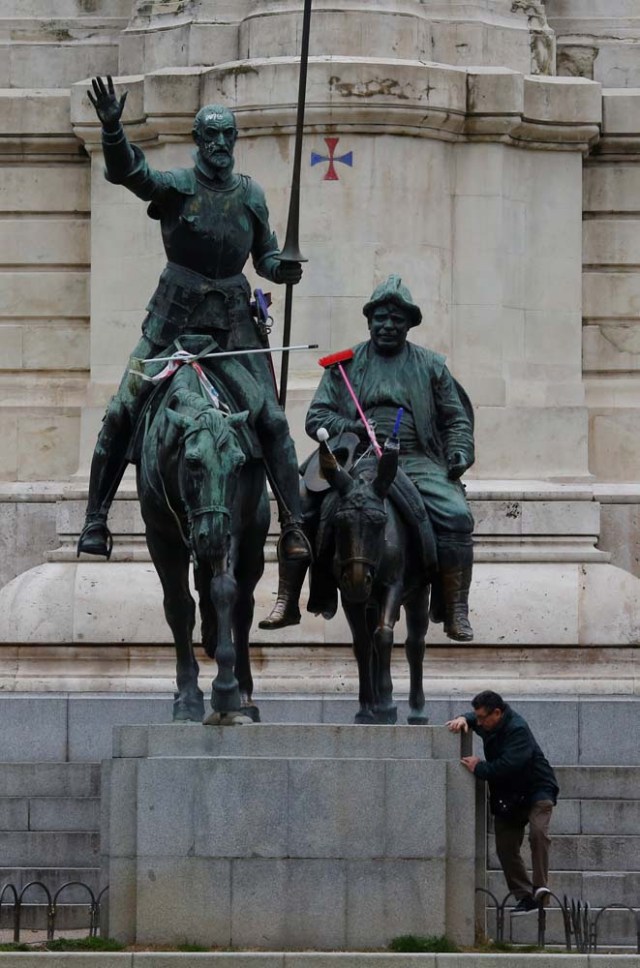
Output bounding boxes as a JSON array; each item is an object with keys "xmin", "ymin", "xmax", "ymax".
[{"xmin": 146, "ymin": 342, "xmax": 233, "ymax": 550}]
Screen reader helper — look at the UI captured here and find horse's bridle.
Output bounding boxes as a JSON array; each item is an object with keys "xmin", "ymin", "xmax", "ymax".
[
  {"xmin": 160, "ymin": 415, "xmax": 235, "ymax": 550},
  {"xmin": 337, "ymin": 553, "xmax": 378, "ymax": 572}
]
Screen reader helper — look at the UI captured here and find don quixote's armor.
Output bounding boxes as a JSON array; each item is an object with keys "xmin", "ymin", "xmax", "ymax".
[{"xmin": 78, "ymin": 82, "xmax": 309, "ymax": 568}]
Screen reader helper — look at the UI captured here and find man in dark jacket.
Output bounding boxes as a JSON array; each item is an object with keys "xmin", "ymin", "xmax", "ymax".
[{"xmin": 447, "ymin": 690, "xmax": 559, "ymax": 912}]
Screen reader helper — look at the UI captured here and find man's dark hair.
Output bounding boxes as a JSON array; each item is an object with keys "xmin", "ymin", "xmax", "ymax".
[{"xmin": 471, "ymin": 690, "xmax": 506, "ymax": 712}]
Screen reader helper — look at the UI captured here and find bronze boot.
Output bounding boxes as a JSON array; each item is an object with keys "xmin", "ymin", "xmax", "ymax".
[
  {"xmin": 259, "ymin": 557, "xmax": 309, "ymax": 629},
  {"xmin": 77, "ymin": 397, "xmax": 130, "ymax": 559},
  {"xmin": 77, "ymin": 513, "xmax": 113, "ymax": 559},
  {"xmin": 438, "ymin": 533, "xmax": 474, "ymax": 642},
  {"xmin": 441, "ymin": 565, "xmax": 474, "ymax": 641}
]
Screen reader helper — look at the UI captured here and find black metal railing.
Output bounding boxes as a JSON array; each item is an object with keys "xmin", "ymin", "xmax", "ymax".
[
  {"xmin": 0, "ymin": 880, "xmax": 108, "ymax": 942},
  {"xmin": 477, "ymin": 887, "xmax": 640, "ymax": 954}
]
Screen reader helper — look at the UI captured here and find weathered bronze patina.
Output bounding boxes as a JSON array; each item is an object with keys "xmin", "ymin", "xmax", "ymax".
[
  {"xmin": 318, "ymin": 435, "xmax": 434, "ymax": 724},
  {"xmin": 137, "ymin": 345, "xmax": 269, "ymax": 722},
  {"xmin": 78, "ymin": 76, "xmax": 310, "ymax": 569},
  {"xmin": 262, "ymin": 275, "xmax": 476, "ymax": 643}
]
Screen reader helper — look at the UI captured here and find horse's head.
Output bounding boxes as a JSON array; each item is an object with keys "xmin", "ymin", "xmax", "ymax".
[
  {"xmin": 165, "ymin": 405, "xmax": 248, "ymax": 561},
  {"xmin": 319, "ymin": 438, "xmax": 398, "ymax": 603}
]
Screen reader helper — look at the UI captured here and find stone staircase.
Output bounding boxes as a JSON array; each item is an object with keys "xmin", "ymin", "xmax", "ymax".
[
  {"xmin": 0, "ymin": 707, "xmax": 637, "ymax": 947},
  {"xmin": 0, "ymin": 762, "xmax": 101, "ymax": 933},
  {"xmin": 486, "ymin": 766, "xmax": 640, "ymax": 949}
]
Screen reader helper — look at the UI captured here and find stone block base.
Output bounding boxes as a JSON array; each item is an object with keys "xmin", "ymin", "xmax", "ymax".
[{"xmin": 103, "ymin": 725, "xmax": 482, "ymax": 949}]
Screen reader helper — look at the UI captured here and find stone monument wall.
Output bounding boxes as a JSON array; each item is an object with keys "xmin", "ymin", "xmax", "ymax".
[{"xmin": 0, "ymin": 0, "xmax": 639, "ymax": 670}]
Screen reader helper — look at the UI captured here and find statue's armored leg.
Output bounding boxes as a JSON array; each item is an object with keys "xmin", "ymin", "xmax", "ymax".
[
  {"xmin": 438, "ymin": 532, "xmax": 474, "ymax": 642},
  {"xmin": 77, "ymin": 396, "xmax": 131, "ymax": 559},
  {"xmin": 256, "ymin": 399, "xmax": 311, "ymax": 560}
]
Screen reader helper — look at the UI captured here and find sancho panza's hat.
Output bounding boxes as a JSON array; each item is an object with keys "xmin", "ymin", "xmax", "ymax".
[{"xmin": 362, "ymin": 274, "xmax": 422, "ymax": 328}]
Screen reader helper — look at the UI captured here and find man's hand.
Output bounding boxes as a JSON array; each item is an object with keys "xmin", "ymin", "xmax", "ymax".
[
  {"xmin": 446, "ymin": 716, "xmax": 469, "ymax": 733},
  {"xmin": 275, "ymin": 260, "xmax": 303, "ymax": 285},
  {"xmin": 461, "ymin": 755, "xmax": 481, "ymax": 773},
  {"xmin": 87, "ymin": 75, "xmax": 128, "ymax": 133},
  {"xmin": 447, "ymin": 451, "xmax": 468, "ymax": 480}
]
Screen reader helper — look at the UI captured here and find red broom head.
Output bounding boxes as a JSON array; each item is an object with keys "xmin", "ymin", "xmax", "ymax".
[{"xmin": 318, "ymin": 348, "xmax": 354, "ymax": 368}]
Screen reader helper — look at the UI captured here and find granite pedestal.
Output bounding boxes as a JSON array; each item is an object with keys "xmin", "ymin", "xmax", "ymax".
[{"xmin": 102, "ymin": 724, "xmax": 482, "ymax": 949}]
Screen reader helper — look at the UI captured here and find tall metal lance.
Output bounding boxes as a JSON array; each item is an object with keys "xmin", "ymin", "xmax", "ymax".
[{"xmin": 277, "ymin": 0, "xmax": 313, "ymax": 409}]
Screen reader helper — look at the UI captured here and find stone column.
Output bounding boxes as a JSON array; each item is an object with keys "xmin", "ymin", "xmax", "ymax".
[{"xmin": 547, "ymin": 0, "xmax": 640, "ymax": 87}]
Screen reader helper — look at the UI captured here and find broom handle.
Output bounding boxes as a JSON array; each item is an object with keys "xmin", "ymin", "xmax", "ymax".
[{"xmin": 336, "ymin": 362, "xmax": 382, "ymax": 457}]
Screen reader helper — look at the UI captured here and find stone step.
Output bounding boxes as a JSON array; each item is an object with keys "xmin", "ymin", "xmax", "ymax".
[
  {"xmin": 487, "ymin": 796, "xmax": 640, "ymax": 835},
  {"xmin": 0, "ymin": 763, "xmax": 100, "ymax": 798},
  {"xmin": 489, "ymin": 834, "xmax": 640, "ymax": 872},
  {"xmin": 0, "ymin": 831, "xmax": 99, "ymax": 868},
  {"xmin": 554, "ymin": 798, "xmax": 640, "ymax": 835},
  {"xmin": 487, "ymin": 869, "xmax": 640, "ymax": 908},
  {"xmin": 555, "ymin": 766, "xmax": 640, "ymax": 800},
  {"xmin": 0, "ymin": 797, "xmax": 100, "ymax": 832}
]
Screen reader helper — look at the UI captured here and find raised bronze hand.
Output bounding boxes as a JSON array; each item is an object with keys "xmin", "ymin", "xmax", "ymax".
[{"xmin": 87, "ymin": 75, "xmax": 128, "ymax": 133}]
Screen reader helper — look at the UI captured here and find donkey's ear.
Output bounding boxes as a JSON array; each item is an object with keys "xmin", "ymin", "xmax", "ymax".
[
  {"xmin": 319, "ymin": 439, "xmax": 353, "ymax": 496},
  {"xmin": 373, "ymin": 447, "xmax": 398, "ymax": 498},
  {"xmin": 227, "ymin": 410, "xmax": 250, "ymax": 428}
]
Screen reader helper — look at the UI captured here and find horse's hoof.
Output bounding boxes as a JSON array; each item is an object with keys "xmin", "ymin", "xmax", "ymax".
[
  {"xmin": 173, "ymin": 703, "xmax": 205, "ymax": 723},
  {"xmin": 373, "ymin": 706, "xmax": 398, "ymax": 725},
  {"xmin": 407, "ymin": 708, "xmax": 430, "ymax": 725},
  {"xmin": 203, "ymin": 710, "xmax": 255, "ymax": 726},
  {"xmin": 354, "ymin": 709, "xmax": 376, "ymax": 725},
  {"xmin": 172, "ymin": 690, "xmax": 205, "ymax": 723}
]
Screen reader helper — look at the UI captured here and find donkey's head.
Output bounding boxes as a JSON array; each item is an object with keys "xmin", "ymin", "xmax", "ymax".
[{"xmin": 319, "ymin": 437, "xmax": 398, "ymax": 603}]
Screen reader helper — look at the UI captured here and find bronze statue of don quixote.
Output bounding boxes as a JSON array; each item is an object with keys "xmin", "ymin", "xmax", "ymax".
[{"xmin": 78, "ymin": 0, "xmax": 476, "ymax": 726}]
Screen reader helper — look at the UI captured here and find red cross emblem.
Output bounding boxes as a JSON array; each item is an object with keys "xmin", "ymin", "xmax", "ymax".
[{"xmin": 310, "ymin": 137, "xmax": 354, "ymax": 181}]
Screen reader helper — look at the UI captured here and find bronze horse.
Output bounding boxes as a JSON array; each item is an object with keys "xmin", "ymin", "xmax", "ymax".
[
  {"xmin": 317, "ymin": 439, "xmax": 433, "ymax": 725},
  {"xmin": 137, "ymin": 358, "xmax": 270, "ymax": 723}
]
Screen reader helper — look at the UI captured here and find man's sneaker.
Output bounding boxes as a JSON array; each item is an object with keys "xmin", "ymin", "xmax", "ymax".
[{"xmin": 512, "ymin": 895, "xmax": 538, "ymax": 914}]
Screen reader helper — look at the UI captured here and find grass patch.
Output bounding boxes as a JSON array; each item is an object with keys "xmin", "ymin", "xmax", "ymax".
[
  {"xmin": 45, "ymin": 937, "xmax": 125, "ymax": 951},
  {"xmin": 472, "ymin": 938, "xmax": 543, "ymax": 953},
  {"xmin": 176, "ymin": 944, "xmax": 211, "ymax": 952},
  {"xmin": 0, "ymin": 937, "xmax": 126, "ymax": 953},
  {"xmin": 390, "ymin": 934, "xmax": 460, "ymax": 953}
]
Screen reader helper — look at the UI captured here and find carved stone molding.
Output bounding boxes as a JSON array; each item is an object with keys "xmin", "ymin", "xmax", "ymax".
[
  {"xmin": 70, "ymin": 60, "xmax": 602, "ymax": 154},
  {"xmin": 119, "ymin": 0, "xmax": 551, "ymax": 78}
]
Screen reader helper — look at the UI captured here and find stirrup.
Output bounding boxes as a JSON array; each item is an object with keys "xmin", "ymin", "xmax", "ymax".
[
  {"xmin": 77, "ymin": 520, "xmax": 114, "ymax": 560},
  {"xmin": 277, "ymin": 524, "xmax": 312, "ymax": 563}
]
